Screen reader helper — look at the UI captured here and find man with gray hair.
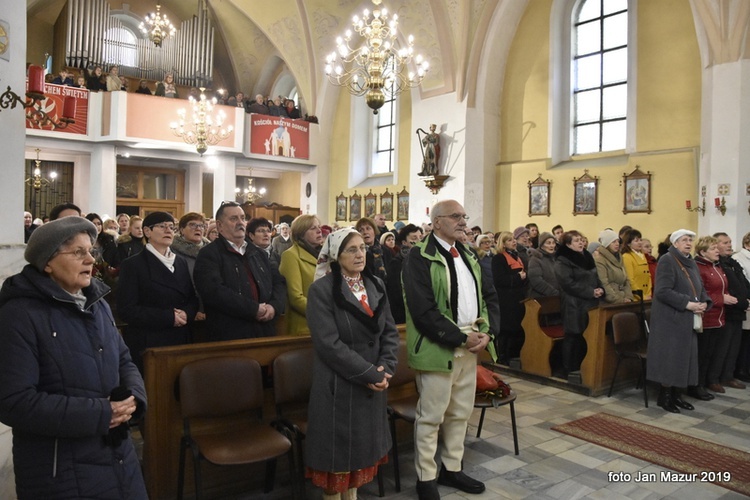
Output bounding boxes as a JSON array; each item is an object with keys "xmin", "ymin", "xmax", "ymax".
[
  {"xmin": 247, "ymin": 93, "xmax": 269, "ymax": 115},
  {"xmin": 402, "ymin": 199, "xmax": 498, "ymax": 499}
]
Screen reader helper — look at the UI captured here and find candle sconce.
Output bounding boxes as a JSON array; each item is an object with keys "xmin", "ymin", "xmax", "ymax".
[
  {"xmin": 0, "ymin": 66, "xmax": 76, "ymax": 129},
  {"xmin": 715, "ymin": 196, "xmax": 727, "ymax": 216},
  {"xmin": 686, "ymin": 198, "xmax": 706, "ymax": 216}
]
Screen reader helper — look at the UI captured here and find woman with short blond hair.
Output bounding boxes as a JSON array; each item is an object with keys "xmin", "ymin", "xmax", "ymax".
[{"xmin": 279, "ymin": 214, "xmax": 324, "ymax": 334}]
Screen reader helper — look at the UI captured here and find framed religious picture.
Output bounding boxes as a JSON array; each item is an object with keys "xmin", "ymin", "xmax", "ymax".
[
  {"xmin": 349, "ymin": 191, "xmax": 361, "ymax": 221},
  {"xmin": 335, "ymin": 192, "xmax": 347, "ymax": 221},
  {"xmin": 380, "ymin": 189, "xmax": 394, "ymax": 221},
  {"xmin": 364, "ymin": 189, "xmax": 377, "ymax": 218},
  {"xmin": 397, "ymin": 186, "xmax": 409, "ymax": 220},
  {"xmin": 623, "ymin": 165, "xmax": 652, "ymax": 214},
  {"xmin": 573, "ymin": 170, "xmax": 598, "ymax": 215},
  {"xmin": 527, "ymin": 174, "xmax": 550, "ymax": 217}
]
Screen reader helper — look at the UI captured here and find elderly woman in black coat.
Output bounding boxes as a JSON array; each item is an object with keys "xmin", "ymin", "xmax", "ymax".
[
  {"xmin": 0, "ymin": 217, "xmax": 147, "ymax": 499},
  {"xmin": 117, "ymin": 212, "xmax": 198, "ymax": 373},
  {"xmin": 554, "ymin": 230, "xmax": 605, "ymax": 377},
  {"xmin": 305, "ymin": 228, "xmax": 399, "ymax": 500},
  {"xmin": 648, "ymin": 229, "xmax": 710, "ymax": 412}
]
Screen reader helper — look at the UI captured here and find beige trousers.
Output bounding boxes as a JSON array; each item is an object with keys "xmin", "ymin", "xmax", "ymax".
[{"xmin": 413, "ymin": 350, "xmax": 477, "ymax": 481}]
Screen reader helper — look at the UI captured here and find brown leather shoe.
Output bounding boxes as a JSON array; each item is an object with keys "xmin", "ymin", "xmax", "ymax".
[
  {"xmin": 707, "ymin": 383, "xmax": 725, "ymax": 393},
  {"xmin": 724, "ymin": 379, "xmax": 746, "ymax": 389}
]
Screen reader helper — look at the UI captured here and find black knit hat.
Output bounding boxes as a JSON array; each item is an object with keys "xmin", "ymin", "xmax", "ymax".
[{"xmin": 142, "ymin": 211, "xmax": 175, "ymax": 229}]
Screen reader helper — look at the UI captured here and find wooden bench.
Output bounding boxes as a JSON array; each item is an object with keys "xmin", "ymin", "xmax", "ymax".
[{"xmin": 519, "ymin": 296, "xmax": 564, "ymax": 377}]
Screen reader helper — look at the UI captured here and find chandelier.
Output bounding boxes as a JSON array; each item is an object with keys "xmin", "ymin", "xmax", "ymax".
[
  {"xmin": 139, "ymin": 4, "xmax": 176, "ymax": 47},
  {"xmin": 25, "ymin": 149, "xmax": 57, "ymax": 191},
  {"xmin": 170, "ymin": 88, "xmax": 233, "ymax": 156},
  {"xmin": 236, "ymin": 177, "xmax": 266, "ymax": 204},
  {"xmin": 324, "ymin": 0, "xmax": 428, "ymax": 114}
]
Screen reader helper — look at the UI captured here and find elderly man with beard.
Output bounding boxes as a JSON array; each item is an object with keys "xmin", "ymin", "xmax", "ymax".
[{"xmin": 194, "ymin": 202, "xmax": 286, "ymax": 340}]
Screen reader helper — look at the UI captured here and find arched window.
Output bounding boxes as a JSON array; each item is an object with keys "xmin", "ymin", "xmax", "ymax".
[
  {"xmin": 549, "ymin": 0, "xmax": 635, "ymax": 163},
  {"xmin": 372, "ymin": 94, "xmax": 396, "ymax": 175},
  {"xmin": 103, "ymin": 26, "xmax": 138, "ymax": 67},
  {"xmin": 572, "ymin": 0, "xmax": 628, "ymax": 154}
]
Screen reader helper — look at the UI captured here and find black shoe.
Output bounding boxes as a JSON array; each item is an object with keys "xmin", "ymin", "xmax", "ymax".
[
  {"xmin": 687, "ymin": 385, "xmax": 714, "ymax": 401},
  {"xmin": 416, "ymin": 479, "xmax": 441, "ymax": 500},
  {"xmin": 657, "ymin": 386, "xmax": 680, "ymax": 413},
  {"xmin": 672, "ymin": 387, "xmax": 694, "ymax": 410},
  {"xmin": 437, "ymin": 465, "xmax": 485, "ymax": 494}
]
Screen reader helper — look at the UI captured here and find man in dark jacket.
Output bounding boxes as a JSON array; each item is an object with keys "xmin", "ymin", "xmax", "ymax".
[
  {"xmin": 194, "ymin": 202, "xmax": 286, "ymax": 340},
  {"xmin": 715, "ymin": 233, "xmax": 750, "ymax": 389}
]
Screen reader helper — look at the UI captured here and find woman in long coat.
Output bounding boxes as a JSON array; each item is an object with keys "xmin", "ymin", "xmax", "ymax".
[
  {"xmin": 554, "ymin": 230, "xmax": 605, "ymax": 376},
  {"xmin": 528, "ymin": 231, "xmax": 560, "ymax": 298},
  {"xmin": 492, "ymin": 231, "xmax": 529, "ymax": 364},
  {"xmin": 117, "ymin": 212, "xmax": 198, "ymax": 373},
  {"xmin": 647, "ymin": 229, "xmax": 710, "ymax": 413},
  {"xmin": 0, "ymin": 217, "xmax": 146, "ymax": 499},
  {"xmin": 595, "ymin": 229, "xmax": 634, "ymax": 304},
  {"xmin": 305, "ymin": 228, "xmax": 399, "ymax": 500}
]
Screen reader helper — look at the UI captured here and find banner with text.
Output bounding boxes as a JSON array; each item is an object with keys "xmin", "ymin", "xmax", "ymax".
[
  {"xmin": 249, "ymin": 115, "xmax": 310, "ymax": 160},
  {"xmin": 24, "ymin": 82, "xmax": 89, "ymax": 135}
]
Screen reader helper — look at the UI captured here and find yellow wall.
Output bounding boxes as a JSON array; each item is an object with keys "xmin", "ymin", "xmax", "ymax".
[
  {"xmin": 497, "ymin": 0, "xmax": 701, "ymax": 242},
  {"xmin": 326, "ymin": 90, "xmax": 412, "ymax": 226}
]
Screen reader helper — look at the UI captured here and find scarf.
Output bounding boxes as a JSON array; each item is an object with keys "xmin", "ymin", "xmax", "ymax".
[{"xmin": 146, "ymin": 243, "xmax": 176, "ymax": 272}]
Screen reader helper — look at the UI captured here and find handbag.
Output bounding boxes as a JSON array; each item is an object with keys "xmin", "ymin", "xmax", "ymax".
[
  {"xmin": 693, "ymin": 313, "xmax": 703, "ymax": 333},
  {"xmin": 673, "ymin": 255, "xmax": 704, "ymax": 333}
]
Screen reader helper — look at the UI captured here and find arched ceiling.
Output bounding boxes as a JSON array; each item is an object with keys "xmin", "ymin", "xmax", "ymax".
[{"xmin": 28, "ymin": 0, "xmax": 517, "ymax": 112}]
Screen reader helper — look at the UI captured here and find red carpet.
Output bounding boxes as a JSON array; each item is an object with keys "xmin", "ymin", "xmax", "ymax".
[{"xmin": 551, "ymin": 412, "xmax": 750, "ymax": 496}]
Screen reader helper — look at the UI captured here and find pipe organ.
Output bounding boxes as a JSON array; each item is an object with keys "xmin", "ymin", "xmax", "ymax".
[{"xmin": 62, "ymin": 0, "xmax": 214, "ymax": 87}]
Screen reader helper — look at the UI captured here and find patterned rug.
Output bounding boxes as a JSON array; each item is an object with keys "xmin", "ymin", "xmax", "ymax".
[{"xmin": 551, "ymin": 412, "xmax": 750, "ymax": 496}]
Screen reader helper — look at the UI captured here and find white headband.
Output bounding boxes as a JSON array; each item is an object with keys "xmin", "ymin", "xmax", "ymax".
[{"xmin": 314, "ymin": 227, "xmax": 360, "ymax": 281}]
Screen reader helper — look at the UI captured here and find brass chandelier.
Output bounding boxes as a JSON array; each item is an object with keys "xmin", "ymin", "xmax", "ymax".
[
  {"xmin": 170, "ymin": 88, "xmax": 233, "ymax": 156},
  {"xmin": 139, "ymin": 4, "xmax": 176, "ymax": 47},
  {"xmin": 324, "ymin": 0, "xmax": 428, "ymax": 114}
]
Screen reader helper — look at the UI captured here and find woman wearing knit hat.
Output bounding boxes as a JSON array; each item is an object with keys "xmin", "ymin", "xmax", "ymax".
[
  {"xmin": 647, "ymin": 229, "xmax": 711, "ymax": 412},
  {"xmin": 0, "ymin": 217, "xmax": 147, "ymax": 498},
  {"xmin": 595, "ymin": 229, "xmax": 634, "ymax": 304}
]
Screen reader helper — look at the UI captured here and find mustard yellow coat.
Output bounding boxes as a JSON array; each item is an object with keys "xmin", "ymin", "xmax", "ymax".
[
  {"xmin": 279, "ymin": 243, "xmax": 317, "ymax": 335},
  {"xmin": 622, "ymin": 250, "xmax": 652, "ymax": 299}
]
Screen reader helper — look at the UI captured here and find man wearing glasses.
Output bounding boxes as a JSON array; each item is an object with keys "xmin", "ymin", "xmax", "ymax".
[
  {"xmin": 402, "ymin": 199, "xmax": 498, "ymax": 500},
  {"xmin": 194, "ymin": 202, "xmax": 286, "ymax": 340}
]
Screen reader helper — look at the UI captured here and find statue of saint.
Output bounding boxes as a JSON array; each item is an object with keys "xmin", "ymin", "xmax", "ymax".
[{"xmin": 418, "ymin": 124, "xmax": 441, "ymax": 176}]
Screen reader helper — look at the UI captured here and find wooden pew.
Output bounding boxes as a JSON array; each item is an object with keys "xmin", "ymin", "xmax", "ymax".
[
  {"xmin": 142, "ymin": 326, "xmax": 408, "ymax": 499},
  {"xmin": 580, "ymin": 301, "xmax": 651, "ymax": 396},
  {"xmin": 519, "ymin": 297, "xmax": 564, "ymax": 377}
]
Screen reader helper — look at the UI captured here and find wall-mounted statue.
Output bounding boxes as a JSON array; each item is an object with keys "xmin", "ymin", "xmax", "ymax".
[{"xmin": 417, "ymin": 124, "xmax": 441, "ymax": 176}]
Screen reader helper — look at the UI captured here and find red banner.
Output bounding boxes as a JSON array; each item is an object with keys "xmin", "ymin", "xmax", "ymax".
[
  {"xmin": 24, "ymin": 82, "xmax": 89, "ymax": 135},
  {"xmin": 249, "ymin": 115, "xmax": 310, "ymax": 159}
]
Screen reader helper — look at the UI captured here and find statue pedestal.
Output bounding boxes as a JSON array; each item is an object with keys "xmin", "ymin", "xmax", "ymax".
[{"xmin": 421, "ymin": 175, "xmax": 450, "ymax": 195}]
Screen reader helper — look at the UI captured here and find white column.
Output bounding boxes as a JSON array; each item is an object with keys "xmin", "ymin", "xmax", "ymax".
[
  {"xmin": 186, "ymin": 163, "xmax": 203, "ymax": 214},
  {"xmin": 88, "ymin": 144, "xmax": 117, "ymax": 217},
  {"xmin": 699, "ymin": 60, "xmax": 750, "ymax": 242},
  {"xmin": 211, "ymin": 155, "xmax": 236, "ymax": 215}
]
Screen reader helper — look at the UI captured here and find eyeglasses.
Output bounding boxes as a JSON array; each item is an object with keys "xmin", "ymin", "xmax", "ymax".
[
  {"xmin": 186, "ymin": 222, "xmax": 206, "ymax": 230},
  {"xmin": 436, "ymin": 213, "xmax": 470, "ymax": 221},
  {"xmin": 150, "ymin": 223, "xmax": 176, "ymax": 232},
  {"xmin": 342, "ymin": 245, "xmax": 367, "ymax": 255},
  {"xmin": 56, "ymin": 248, "xmax": 95, "ymax": 260}
]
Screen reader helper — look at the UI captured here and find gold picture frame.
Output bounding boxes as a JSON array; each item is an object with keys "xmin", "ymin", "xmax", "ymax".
[
  {"xmin": 335, "ymin": 192, "xmax": 347, "ymax": 221},
  {"xmin": 349, "ymin": 191, "xmax": 361, "ymax": 221},
  {"xmin": 397, "ymin": 187, "xmax": 409, "ymax": 221},
  {"xmin": 573, "ymin": 170, "xmax": 598, "ymax": 215},
  {"xmin": 364, "ymin": 189, "xmax": 377, "ymax": 218},
  {"xmin": 623, "ymin": 165, "xmax": 652, "ymax": 214},
  {"xmin": 528, "ymin": 174, "xmax": 550, "ymax": 217},
  {"xmin": 380, "ymin": 189, "xmax": 394, "ymax": 220}
]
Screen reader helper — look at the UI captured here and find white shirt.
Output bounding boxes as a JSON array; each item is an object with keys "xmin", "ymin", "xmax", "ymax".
[
  {"xmin": 227, "ymin": 239, "xmax": 248, "ymax": 255},
  {"xmin": 433, "ymin": 235, "xmax": 479, "ymax": 328}
]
